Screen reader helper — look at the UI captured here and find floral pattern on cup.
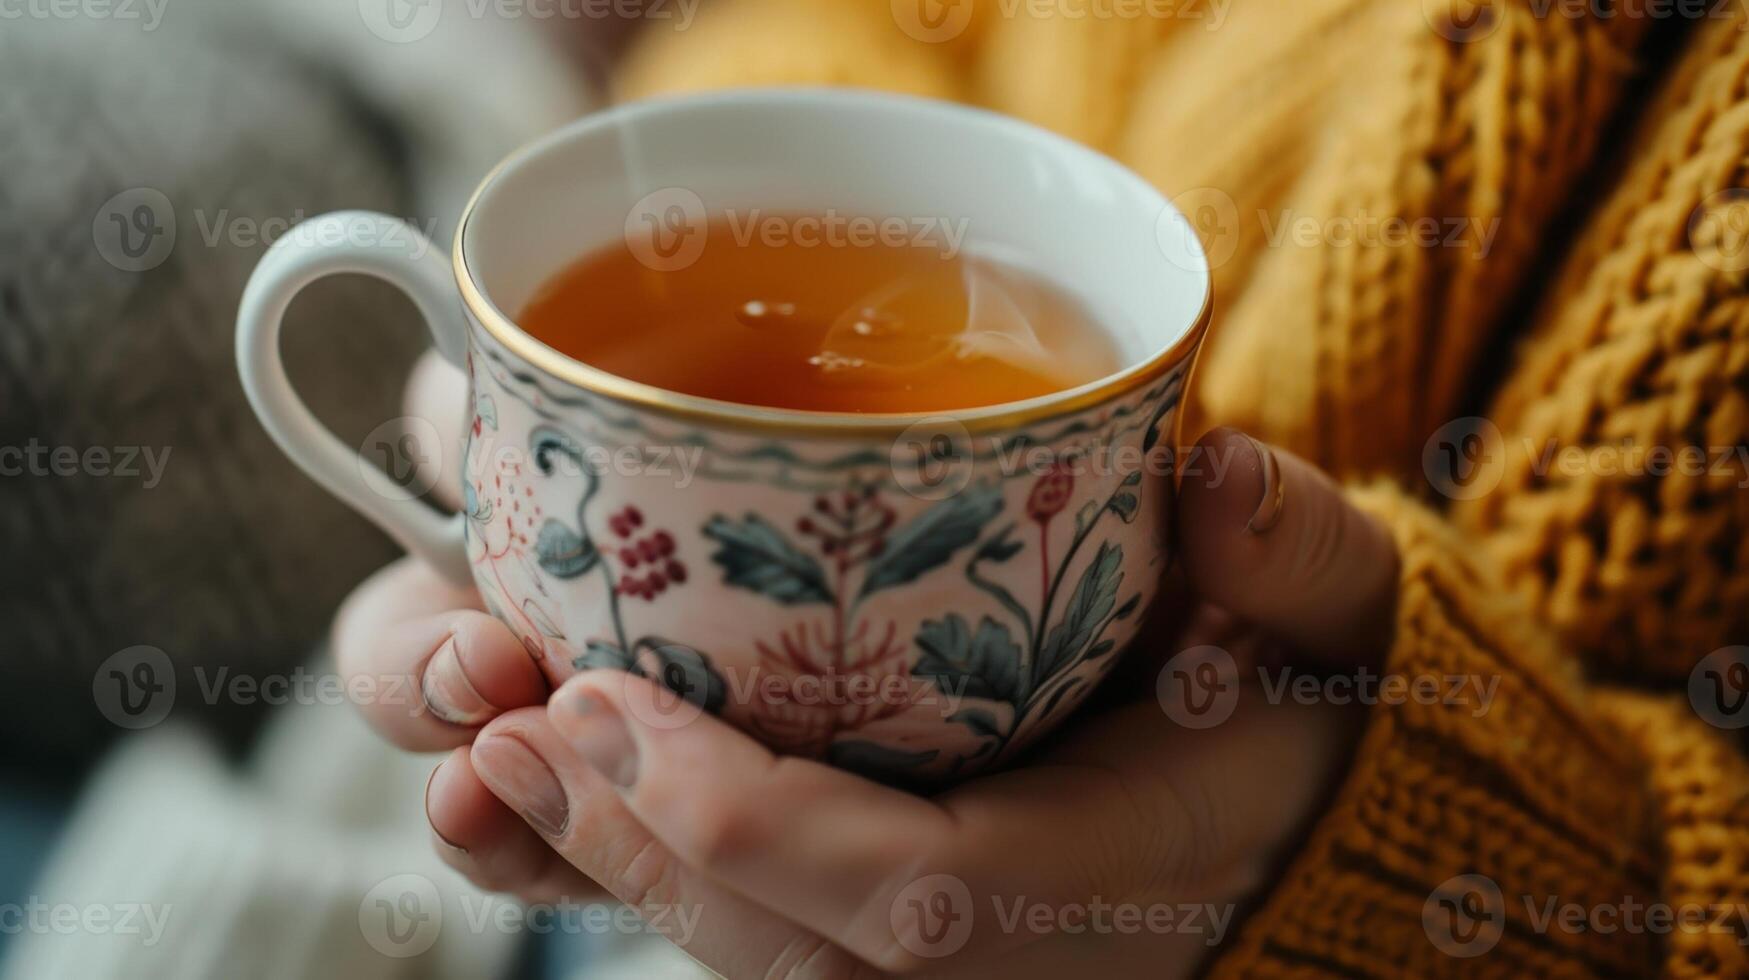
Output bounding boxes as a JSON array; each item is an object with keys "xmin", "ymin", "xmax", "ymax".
[{"xmin": 462, "ymin": 331, "xmax": 1184, "ymax": 784}]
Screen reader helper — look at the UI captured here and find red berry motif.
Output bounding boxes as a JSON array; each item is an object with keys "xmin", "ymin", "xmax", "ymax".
[{"xmin": 607, "ymin": 504, "xmax": 686, "ymax": 602}]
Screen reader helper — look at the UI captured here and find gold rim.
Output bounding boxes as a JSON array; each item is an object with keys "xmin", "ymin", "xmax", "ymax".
[{"xmin": 449, "ymin": 113, "xmax": 1212, "ymax": 438}]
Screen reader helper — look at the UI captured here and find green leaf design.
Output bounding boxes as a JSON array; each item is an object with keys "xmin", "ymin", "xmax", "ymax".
[
  {"xmin": 966, "ymin": 522, "xmax": 1033, "ymax": 641},
  {"xmin": 828, "ymin": 740, "xmax": 940, "ymax": 779},
  {"xmin": 860, "ymin": 484, "xmax": 1004, "ymax": 598},
  {"xmin": 1141, "ymin": 380, "xmax": 1182, "ymax": 454},
  {"xmin": 535, "ymin": 519, "xmax": 599, "ymax": 578},
  {"xmin": 530, "ymin": 425, "xmax": 587, "ymax": 476},
  {"xmin": 574, "ymin": 640, "xmax": 727, "ymax": 716},
  {"xmin": 1109, "ymin": 492, "xmax": 1140, "ymax": 523},
  {"xmin": 1036, "ymin": 542, "xmax": 1124, "ymax": 683},
  {"xmin": 464, "ymin": 480, "xmax": 492, "ymax": 523},
  {"xmin": 475, "ymin": 393, "xmax": 498, "ymax": 431},
  {"xmin": 576, "ymin": 640, "xmax": 635, "ymax": 672},
  {"xmin": 1113, "ymin": 594, "xmax": 1142, "ymax": 622},
  {"xmin": 638, "ymin": 640, "xmax": 728, "ymax": 715},
  {"xmin": 914, "ymin": 614, "xmax": 1022, "ymax": 704},
  {"xmin": 1036, "ymin": 676, "xmax": 1086, "ymax": 722},
  {"xmin": 1073, "ymin": 500, "xmax": 1100, "ymax": 538},
  {"xmin": 973, "ymin": 523, "xmax": 1024, "ymax": 564},
  {"xmin": 703, "ymin": 514, "xmax": 833, "ymax": 605}
]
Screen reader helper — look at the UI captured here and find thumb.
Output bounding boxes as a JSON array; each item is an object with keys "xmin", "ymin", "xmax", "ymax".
[{"xmin": 1176, "ymin": 427, "xmax": 1399, "ymax": 664}]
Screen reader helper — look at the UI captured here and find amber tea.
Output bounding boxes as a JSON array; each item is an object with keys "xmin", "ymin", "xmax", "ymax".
[{"xmin": 519, "ymin": 213, "xmax": 1124, "ymax": 414}]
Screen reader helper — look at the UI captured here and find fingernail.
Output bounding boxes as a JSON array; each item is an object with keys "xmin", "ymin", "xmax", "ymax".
[
  {"xmin": 472, "ymin": 733, "xmax": 569, "ymax": 838},
  {"xmin": 423, "ymin": 635, "xmax": 495, "ymax": 726},
  {"xmin": 424, "ymin": 763, "xmax": 468, "ymax": 855},
  {"xmin": 1245, "ymin": 436, "xmax": 1285, "ymax": 534},
  {"xmin": 562, "ymin": 688, "xmax": 639, "ymax": 789}
]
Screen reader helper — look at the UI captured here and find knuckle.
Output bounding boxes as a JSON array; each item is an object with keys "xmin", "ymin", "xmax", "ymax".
[
  {"xmin": 600, "ymin": 834, "xmax": 683, "ymax": 914},
  {"xmin": 682, "ymin": 800, "xmax": 762, "ymax": 869}
]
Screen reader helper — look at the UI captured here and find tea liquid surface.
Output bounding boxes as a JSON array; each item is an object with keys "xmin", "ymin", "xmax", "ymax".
[{"xmin": 518, "ymin": 214, "xmax": 1124, "ymax": 413}]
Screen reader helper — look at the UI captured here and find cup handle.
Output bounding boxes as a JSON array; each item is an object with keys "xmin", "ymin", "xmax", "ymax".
[{"xmin": 235, "ymin": 211, "xmax": 471, "ymax": 584}]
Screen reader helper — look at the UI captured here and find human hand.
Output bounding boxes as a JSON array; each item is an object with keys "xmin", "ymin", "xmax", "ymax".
[{"xmin": 334, "ymin": 355, "xmax": 1399, "ymax": 973}]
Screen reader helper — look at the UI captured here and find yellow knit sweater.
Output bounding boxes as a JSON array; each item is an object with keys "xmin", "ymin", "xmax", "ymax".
[{"xmin": 617, "ymin": 2, "xmax": 1749, "ymax": 975}]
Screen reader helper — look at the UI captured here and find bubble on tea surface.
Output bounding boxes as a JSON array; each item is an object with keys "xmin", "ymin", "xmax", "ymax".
[
  {"xmin": 808, "ymin": 351, "xmax": 868, "ymax": 374},
  {"xmin": 736, "ymin": 299, "xmax": 798, "ymax": 328}
]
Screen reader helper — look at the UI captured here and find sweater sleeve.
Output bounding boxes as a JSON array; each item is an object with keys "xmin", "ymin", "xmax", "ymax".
[
  {"xmin": 1206, "ymin": 484, "xmax": 1749, "ymax": 978},
  {"xmin": 1451, "ymin": 9, "xmax": 1749, "ymax": 679}
]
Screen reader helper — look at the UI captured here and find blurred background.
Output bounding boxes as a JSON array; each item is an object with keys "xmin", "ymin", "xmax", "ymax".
[{"xmin": 0, "ymin": 1, "xmax": 641, "ymax": 975}]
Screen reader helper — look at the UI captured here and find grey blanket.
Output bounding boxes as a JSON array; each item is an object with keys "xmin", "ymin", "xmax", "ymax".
[{"xmin": 0, "ymin": 8, "xmax": 590, "ymax": 766}]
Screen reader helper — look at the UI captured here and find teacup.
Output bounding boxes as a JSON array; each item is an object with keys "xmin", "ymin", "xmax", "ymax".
[{"xmin": 237, "ymin": 89, "xmax": 1210, "ymax": 782}]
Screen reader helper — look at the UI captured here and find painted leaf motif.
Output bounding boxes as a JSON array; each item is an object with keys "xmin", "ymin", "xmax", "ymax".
[
  {"xmin": 973, "ymin": 524, "xmax": 1024, "ymax": 565},
  {"xmin": 703, "ymin": 514, "xmax": 833, "ymax": 605},
  {"xmin": 1141, "ymin": 380, "xmax": 1182, "ymax": 454},
  {"xmin": 859, "ymin": 484, "xmax": 1004, "ymax": 598},
  {"xmin": 638, "ymin": 640, "xmax": 728, "ymax": 715},
  {"xmin": 913, "ymin": 614, "xmax": 1022, "ymax": 704},
  {"xmin": 1036, "ymin": 676, "xmax": 1086, "ymax": 723},
  {"xmin": 476, "ymin": 393, "xmax": 498, "ymax": 431},
  {"xmin": 1036, "ymin": 542, "xmax": 1124, "ymax": 683},
  {"xmin": 1073, "ymin": 500, "xmax": 1100, "ymax": 539},
  {"xmin": 530, "ymin": 425, "xmax": 588, "ymax": 478},
  {"xmin": 464, "ymin": 480, "xmax": 492, "ymax": 523},
  {"xmin": 1113, "ymin": 594, "xmax": 1142, "ymax": 621},
  {"xmin": 535, "ymin": 518, "xmax": 599, "ymax": 578},
  {"xmin": 1109, "ymin": 492, "xmax": 1139, "ymax": 523},
  {"xmin": 576, "ymin": 641, "xmax": 635, "ymax": 672}
]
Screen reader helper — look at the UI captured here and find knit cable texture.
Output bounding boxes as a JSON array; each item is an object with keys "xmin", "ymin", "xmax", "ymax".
[{"xmin": 1456, "ymin": 10, "xmax": 1749, "ymax": 680}]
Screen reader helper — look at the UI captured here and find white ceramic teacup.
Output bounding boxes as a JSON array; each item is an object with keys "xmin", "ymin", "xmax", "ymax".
[{"xmin": 237, "ymin": 89, "xmax": 1210, "ymax": 783}]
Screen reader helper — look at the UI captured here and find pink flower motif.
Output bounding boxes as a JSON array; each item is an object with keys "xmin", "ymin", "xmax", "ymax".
[{"xmin": 742, "ymin": 619, "xmax": 914, "ymax": 758}]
